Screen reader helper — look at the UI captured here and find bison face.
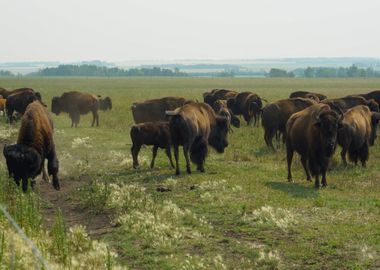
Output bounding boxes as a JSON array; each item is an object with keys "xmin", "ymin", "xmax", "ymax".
[
  {"xmin": 368, "ymin": 99, "xmax": 379, "ymax": 112},
  {"xmin": 51, "ymin": 97, "xmax": 61, "ymax": 115},
  {"xmin": 100, "ymin": 97, "xmax": 112, "ymax": 111},
  {"xmin": 209, "ymin": 116, "xmax": 229, "ymax": 153},
  {"xmin": 370, "ymin": 112, "xmax": 380, "ymax": 145},
  {"xmin": 3, "ymin": 144, "xmax": 42, "ymax": 188},
  {"xmin": 230, "ymin": 112, "xmax": 241, "ymax": 128},
  {"xmin": 314, "ymin": 111, "xmax": 342, "ymax": 156}
]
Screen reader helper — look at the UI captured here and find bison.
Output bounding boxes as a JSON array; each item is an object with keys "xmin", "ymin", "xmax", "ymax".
[
  {"xmin": 321, "ymin": 96, "xmax": 379, "ymax": 114},
  {"xmin": 3, "ymin": 101, "xmax": 60, "ymax": 192},
  {"xmin": 338, "ymin": 105, "xmax": 380, "ymax": 167},
  {"xmin": 203, "ymin": 89, "xmax": 238, "ymax": 107},
  {"xmin": 0, "ymin": 87, "xmax": 39, "ymax": 99},
  {"xmin": 0, "ymin": 98, "xmax": 6, "ymax": 116},
  {"xmin": 131, "ymin": 97, "xmax": 186, "ymax": 124},
  {"xmin": 51, "ymin": 91, "xmax": 99, "ymax": 127},
  {"xmin": 261, "ymin": 98, "xmax": 317, "ymax": 149},
  {"xmin": 356, "ymin": 90, "xmax": 380, "ymax": 105},
  {"xmin": 289, "ymin": 91, "xmax": 327, "ymax": 101},
  {"xmin": 286, "ymin": 103, "xmax": 342, "ymax": 188},
  {"xmin": 130, "ymin": 122, "xmax": 174, "ymax": 169},
  {"xmin": 227, "ymin": 91, "xmax": 266, "ymax": 126},
  {"xmin": 213, "ymin": 100, "xmax": 240, "ymax": 128},
  {"xmin": 6, "ymin": 89, "xmax": 43, "ymax": 123},
  {"xmin": 166, "ymin": 102, "xmax": 229, "ymax": 175},
  {"xmin": 99, "ymin": 96, "xmax": 112, "ymax": 111}
]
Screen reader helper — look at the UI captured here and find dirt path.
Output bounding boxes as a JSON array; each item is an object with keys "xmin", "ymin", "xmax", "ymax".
[{"xmin": 37, "ymin": 176, "xmax": 114, "ymax": 239}]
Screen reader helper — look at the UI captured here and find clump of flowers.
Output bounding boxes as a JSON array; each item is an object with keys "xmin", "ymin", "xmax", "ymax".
[
  {"xmin": 72, "ymin": 137, "xmax": 92, "ymax": 148},
  {"xmin": 0, "ymin": 126, "xmax": 18, "ymax": 140}
]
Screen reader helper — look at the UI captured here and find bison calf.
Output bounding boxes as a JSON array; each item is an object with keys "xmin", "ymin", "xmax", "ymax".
[
  {"xmin": 286, "ymin": 104, "xmax": 342, "ymax": 188},
  {"xmin": 130, "ymin": 122, "xmax": 174, "ymax": 169},
  {"xmin": 3, "ymin": 101, "xmax": 60, "ymax": 192},
  {"xmin": 338, "ymin": 105, "xmax": 380, "ymax": 167}
]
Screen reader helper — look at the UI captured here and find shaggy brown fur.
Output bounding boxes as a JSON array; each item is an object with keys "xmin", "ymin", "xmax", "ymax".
[
  {"xmin": 51, "ymin": 91, "xmax": 99, "ymax": 127},
  {"xmin": 131, "ymin": 97, "xmax": 186, "ymax": 124},
  {"xmin": 289, "ymin": 91, "xmax": 327, "ymax": 100},
  {"xmin": 3, "ymin": 101, "xmax": 60, "ymax": 191},
  {"xmin": 6, "ymin": 90, "xmax": 42, "ymax": 123},
  {"xmin": 130, "ymin": 122, "xmax": 174, "ymax": 169},
  {"xmin": 322, "ymin": 96, "xmax": 379, "ymax": 114}
]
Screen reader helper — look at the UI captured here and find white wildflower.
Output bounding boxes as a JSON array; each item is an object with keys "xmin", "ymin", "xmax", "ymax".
[{"xmin": 72, "ymin": 136, "xmax": 92, "ymax": 148}]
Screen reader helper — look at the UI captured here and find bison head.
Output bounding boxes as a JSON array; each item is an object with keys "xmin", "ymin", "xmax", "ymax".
[
  {"xmin": 100, "ymin": 97, "xmax": 112, "ymax": 111},
  {"xmin": 227, "ymin": 98, "xmax": 239, "ymax": 115},
  {"xmin": 3, "ymin": 144, "xmax": 42, "ymax": 191},
  {"xmin": 370, "ymin": 112, "xmax": 380, "ymax": 145},
  {"xmin": 209, "ymin": 116, "xmax": 229, "ymax": 153},
  {"xmin": 314, "ymin": 110, "xmax": 343, "ymax": 156},
  {"xmin": 51, "ymin": 97, "xmax": 61, "ymax": 115},
  {"xmin": 367, "ymin": 99, "xmax": 379, "ymax": 112}
]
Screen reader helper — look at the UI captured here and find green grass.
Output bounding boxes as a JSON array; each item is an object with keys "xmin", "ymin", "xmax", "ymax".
[{"xmin": 0, "ymin": 77, "xmax": 380, "ymax": 269}]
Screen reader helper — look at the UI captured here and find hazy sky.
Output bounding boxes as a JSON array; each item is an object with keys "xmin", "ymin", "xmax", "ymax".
[{"xmin": 1, "ymin": 0, "xmax": 380, "ymax": 62}]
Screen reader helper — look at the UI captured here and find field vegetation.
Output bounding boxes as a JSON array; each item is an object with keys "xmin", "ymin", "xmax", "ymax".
[{"xmin": 0, "ymin": 77, "xmax": 380, "ymax": 269}]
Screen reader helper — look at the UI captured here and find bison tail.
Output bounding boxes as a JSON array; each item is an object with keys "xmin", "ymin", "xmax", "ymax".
[{"xmin": 130, "ymin": 125, "xmax": 140, "ymax": 141}]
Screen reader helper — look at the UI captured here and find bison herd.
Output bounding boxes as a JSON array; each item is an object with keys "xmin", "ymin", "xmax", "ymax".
[{"xmin": 1, "ymin": 85, "xmax": 380, "ymax": 191}]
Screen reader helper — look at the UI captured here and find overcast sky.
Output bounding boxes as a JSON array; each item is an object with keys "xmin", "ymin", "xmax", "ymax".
[{"xmin": 1, "ymin": 0, "xmax": 380, "ymax": 62}]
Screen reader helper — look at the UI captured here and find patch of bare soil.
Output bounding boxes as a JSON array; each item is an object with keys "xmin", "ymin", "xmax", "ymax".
[{"xmin": 37, "ymin": 176, "xmax": 114, "ymax": 239}]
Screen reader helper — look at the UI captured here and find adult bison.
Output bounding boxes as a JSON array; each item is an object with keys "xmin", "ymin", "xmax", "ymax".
[
  {"xmin": 261, "ymin": 98, "xmax": 317, "ymax": 149},
  {"xmin": 166, "ymin": 102, "xmax": 229, "ymax": 175},
  {"xmin": 99, "ymin": 96, "xmax": 112, "ymax": 111},
  {"xmin": 6, "ymin": 89, "xmax": 43, "ymax": 123},
  {"xmin": 289, "ymin": 91, "xmax": 327, "ymax": 101},
  {"xmin": 356, "ymin": 90, "xmax": 380, "ymax": 105},
  {"xmin": 51, "ymin": 91, "xmax": 99, "ymax": 127},
  {"xmin": 286, "ymin": 103, "xmax": 342, "ymax": 188},
  {"xmin": 227, "ymin": 91, "xmax": 266, "ymax": 126},
  {"xmin": 338, "ymin": 105, "xmax": 380, "ymax": 167},
  {"xmin": 0, "ymin": 87, "xmax": 39, "ymax": 99},
  {"xmin": 213, "ymin": 100, "xmax": 240, "ymax": 128},
  {"xmin": 321, "ymin": 96, "xmax": 379, "ymax": 114},
  {"xmin": 131, "ymin": 97, "xmax": 186, "ymax": 124},
  {"xmin": 3, "ymin": 101, "xmax": 60, "ymax": 192},
  {"xmin": 203, "ymin": 89, "xmax": 238, "ymax": 107}
]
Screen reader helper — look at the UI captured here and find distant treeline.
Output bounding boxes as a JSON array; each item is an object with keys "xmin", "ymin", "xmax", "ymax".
[
  {"xmin": 302, "ymin": 65, "xmax": 380, "ymax": 78},
  {"xmin": 29, "ymin": 64, "xmax": 188, "ymax": 77},
  {"xmin": 0, "ymin": 70, "xmax": 14, "ymax": 76}
]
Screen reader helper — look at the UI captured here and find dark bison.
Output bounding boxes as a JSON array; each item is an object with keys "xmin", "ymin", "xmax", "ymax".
[
  {"xmin": 338, "ymin": 105, "xmax": 380, "ymax": 167},
  {"xmin": 321, "ymin": 96, "xmax": 379, "ymax": 114},
  {"xmin": 51, "ymin": 91, "xmax": 99, "ymax": 127},
  {"xmin": 166, "ymin": 102, "xmax": 229, "ymax": 175},
  {"xmin": 356, "ymin": 90, "xmax": 380, "ymax": 105},
  {"xmin": 6, "ymin": 89, "xmax": 43, "ymax": 123},
  {"xmin": 130, "ymin": 122, "xmax": 174, "ymax": 169},
  {"xmin": 99, "ymin": 96, "xmax": 112, "ymax": 111},
  {"xmin": 227, "ymin": 91, "xmax": 266, "ymax": 126},
  {"xmin": 289, "ymin": 91, "xmax": 327, "ymax": 101},
  {"xmin": 131, "ymin": 97, "xmax": 186, "ymax": 124},
  {"xmin": 261, "ymin": 98, "xmax": 317, "ymax": 149},
  {"xmin": 3, "ymin": 101, "xmax": 60, "ymax": 192},
  {"xmin": 203, "ymin": 89, "xmax": 238, "ymax": 107},
  {"xmin": 0, "ymin": 87, "xmax": 40, "ymax": 99},
  {"xmin": 213, "ymin": 100, "xmax": 240, "ymax": 128},
  {"xmin": 286, "ymin": 104, "xmax": 342, "ymax": 188}
]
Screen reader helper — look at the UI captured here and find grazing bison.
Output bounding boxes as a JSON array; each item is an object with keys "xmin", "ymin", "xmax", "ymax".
[
  {"xmin": 356, "ymin": 90, "xmax": 380, "ymax": 105},
  {"xmin": 3, "ymin": 101, "xmax": 60, "ymax": 192},
  {"xmin": 203, "ymin": 89, "xmax": 238, "ymax": 107},
  {"xmin": 286, "ymin": 104, "xmax": 342, "ymax": 188},
  {"xmin": 132, "ymin": 97, "xmax": 186, "ymax": 124},
  {"xmin": 321, "ymin": 96, "xmax": 379, "ymax": 114},
  {"xmin": 227, "ymin": 91, "xmax": 266, "ymax": 126},
  {"xmin": 166, "ymin": 102, "xmax": 229, "ymax": 175},
  {"xmin": 213, "ymin": 100, "xmax": 240, "ymax": 128},
  {"xmin": 130, "ymin": 122, "xmax": 174, "ymax": 169},
  {"xmin": 6, "ymin": 89, "xmax": 42, "ymax": 123},
  {"xmin": 51, "ymin": 91, "xmax": 99, "ymax": 127},
  {"xmin": 0, "ymin": 87, "xmax": 39, "ymax": 99},
  {"xmin": 261, "ymin": 98, "xmax": 317, "ymax": 149},
  {"xmin": 99, "ymin": 96, "xmax": 112, "ymax": 111},
  {"xmin": 338, "ymin": 105, "xmax": 380, "ymax": 166},
  {"xmin": 289, "ymin": 91, "xmax": 327, "ymax": 101}
]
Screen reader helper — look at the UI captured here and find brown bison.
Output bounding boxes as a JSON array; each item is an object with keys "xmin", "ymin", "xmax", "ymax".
[
  {"xmin": 132, "ymin": 97, "xmax": 186, "ymax": 124},
  {"xmin": 213, "ymin": 100, "xmax": 240, "ymax": 128},
  {"xmin": 51, "ymin": 91, "xmax": 99, "ymax": 127},
  {"xmin": 321, "ymin": 96, "xmax": 379, "ymax": 114},
  {"xmin": 130, "ymin": 122, "xmax": 174, "ymax": 169},
  {"xmin": 99, "ymin": 96, "xmax": 112, "ymax": 111},
  {"xmin": 166, "ymin": 102, "xmax": 229, "ymax": 175},
  {"xmin": 6, "ymin": 89, "xmax": 43, "ymax": 123},
  {"xmin": 227, "ymin": 91, "xmax": 266, "ymax": 126},
  {"xmin": 0, "ymin": 87, "xmax": 39, "ymax": 99},
  {"xmin": 338, "ymin": 105, "xmax": 380, "ymax": 166},
  {"xmin": 3, "ymin": 101, "xmax": 60, "ymax": 192},
  {"xmin": 289, "ymin": 91, "xmax": 327, "ymax": 101},
  {"xmin": 0, "ymin": 98, "xmax": 6, "ymax": 116},
  {"xmin": 203, "ymin": 89, "xmax": 238, "ymax": 107},
  {"xmin": 356, "ymin": 90, "xmax": 380, "ymax": 105},
  {"xmin": 261, "ymin": 98, "xmax": 317, "ymax": 149},
  {"xmin": 286, "ymin": 104, "xmax": 342, "ymax": 188}
]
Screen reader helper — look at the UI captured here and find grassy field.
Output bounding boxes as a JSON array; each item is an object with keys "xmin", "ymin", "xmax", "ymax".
[{"xmin": 0, "ymin": 77, "xmax": 380, "ymax": 269}]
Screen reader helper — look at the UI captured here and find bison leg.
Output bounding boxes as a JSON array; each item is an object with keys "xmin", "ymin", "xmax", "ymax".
[
  {"xmin": 131, "ymin": 143, "xmax": 141, "ymax": 169},
  {"xmin": 321, "ymin": 171, "xmax": 327, "ymax": 187},
  {"xmin": 286, "ymin": 143, "xmax": 294, "ymax": 182},
  {"xmin": 301, "ymin": 156, "xmax": 311, "ymax": 181},
  {"xmin": 91, "ymin": 110, "xmax": 99, "ymax": 127},
  {"xmin": 183, "ymin": 145, "xmax": 191, "ymax": 174},
  {"xmin": 314, "ymin": 174, "xmax": 320, "ymax": 189},
  {"xmin": 264, "ymin": 130, "xmax": 275, "ymax": 150},
  {"xmin": 42, "ymin": 160, "xmax": 50, "ymax": 183},
  {"xmin": 340, "ymin": 147, "xmax": 348, "ymax": 166},
  {"xmin": 150, "ymin": 145, "xmax": 158, "ymax": 168},
  {"xmin": 359, "ymin": 142, "xmax": 369, "ymax": 168},
  {"xmin": 165, "ymin": 146, "xmax": 175, "ymax": 168},
  {"xmin": 47, "ymin": 150, "xmax": 60, "ymax": 190},
  {"xmin": 21, "ymin": 178, "xmax": 29, "ymax": 192},
  {"xmin": 173, "ymin": 144, "xmax": 180, "ymax": 175}
]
